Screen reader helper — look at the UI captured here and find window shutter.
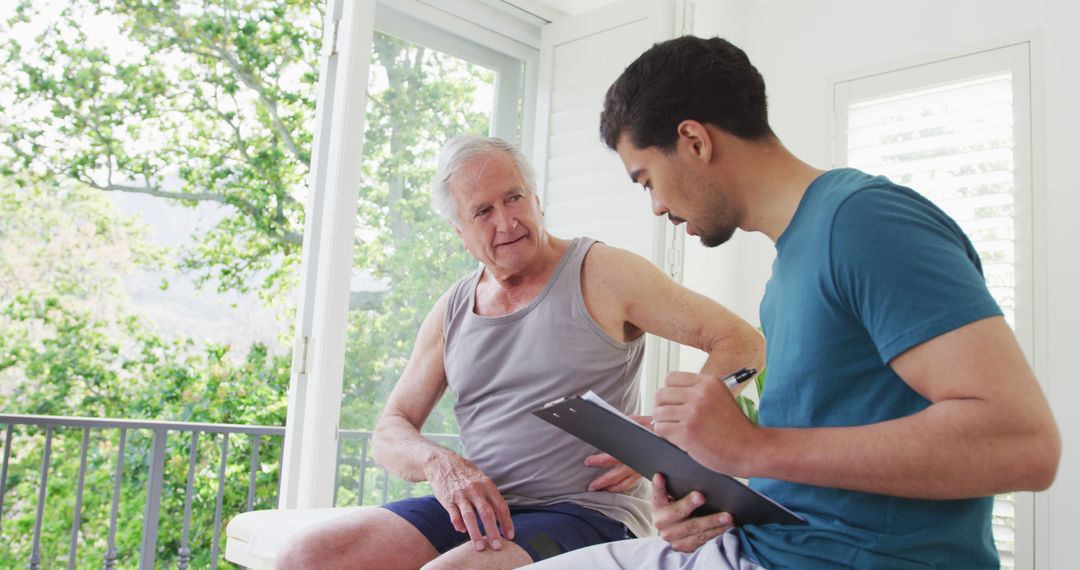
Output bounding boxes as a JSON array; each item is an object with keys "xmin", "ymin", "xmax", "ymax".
[
  {"xmin": 532, "ymin": 0, "xmax": 673, "ymax": 263},
  {"xmin": 841, "ymin": 67, "xmax": 1022, "ymax": 569},
  {"xmin": 531, "ymin": 0, "xmax": 677, "ymax": 404},
  {"xmin": 846, "ymin": 73, "xmax": 1018, "ymax": 327}
]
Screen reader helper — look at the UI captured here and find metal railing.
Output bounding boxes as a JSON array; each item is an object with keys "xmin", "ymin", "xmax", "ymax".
[
  {"xmin": 334, "ymin": 430, "xmax": 462, "ymax": 507},
  {"xmin": 0, "ymin": 414, "xmax": 285, "ymax": 569},
  {"xmin": 0, "ymin": 414, "xmax": 458, "ymax": 569}
]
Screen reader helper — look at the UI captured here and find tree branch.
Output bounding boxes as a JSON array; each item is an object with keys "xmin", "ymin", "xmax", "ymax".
[
  {"xmin": 89, "ymin": 181, "xmax": 228, "ymax": 203},
  {"xmin": 130, "ymin": 8, "xmax": 310, "ymax": 168},
  {"xmin": 86, "ymin": 180, "xmax": 303, "ymax": 246},
  {"xmin": 182, "ymin": 37, "xmax": 308, "ymax": 167}
]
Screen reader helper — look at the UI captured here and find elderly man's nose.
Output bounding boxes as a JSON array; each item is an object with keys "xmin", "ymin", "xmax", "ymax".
[{"xmin": 494, "ymin": 209, "xmax": 517, "ymax": 231}]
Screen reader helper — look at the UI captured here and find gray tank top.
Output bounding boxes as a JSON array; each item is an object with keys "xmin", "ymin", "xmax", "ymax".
[{"xmin": 442, "ymin": 237, "xmax": 651, "ymax": 538}]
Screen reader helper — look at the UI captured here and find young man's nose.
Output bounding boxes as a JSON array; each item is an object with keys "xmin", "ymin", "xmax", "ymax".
[{"xmin": 651, "ymin": 195, "xmax": 668, "ymax": 217}]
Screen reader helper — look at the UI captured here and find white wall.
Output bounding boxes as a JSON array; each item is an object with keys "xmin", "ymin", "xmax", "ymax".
[
  {"xmin": 685, "ymin": 0, "xmax": 1079, "ymax": 568},
  {"xmin": 678, "ymin": 0, "xmax": 763, "ymax": 375}
]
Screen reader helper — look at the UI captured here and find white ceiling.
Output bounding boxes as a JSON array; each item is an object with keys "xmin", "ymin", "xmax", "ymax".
[{"xmin": 497, "ymin": 0, "xmax": 621, "ymax": 22}]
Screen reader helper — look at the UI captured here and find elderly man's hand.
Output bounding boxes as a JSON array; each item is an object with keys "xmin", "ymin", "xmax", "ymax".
[
  {"xmin": 652, "ymin": 473, "xmax": 734, "ymax": 552},
  {"xmin": 585, "ymin": 415, "xmax": 651, "ymax": 492},
  {"xmin": 426, "ymin": 451, "xmax": 514, "ymax": 552},
  {"xmin": 585, "ymin": 453, "xmax": 642, "ymax": 492}
]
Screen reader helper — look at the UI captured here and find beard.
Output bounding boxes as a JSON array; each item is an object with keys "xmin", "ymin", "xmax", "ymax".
[
  {"xmin": 680, "ymin": 168, "xmax": 737, "ymax": 248},
  {"xmin": 699, "ymin": 224, "xmax": 737, "ymax": 248}
]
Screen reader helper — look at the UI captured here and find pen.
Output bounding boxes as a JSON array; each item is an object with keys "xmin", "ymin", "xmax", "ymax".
[{"xmin": 721, "ymin": 367, "xmax": 757, "ymax": 389}]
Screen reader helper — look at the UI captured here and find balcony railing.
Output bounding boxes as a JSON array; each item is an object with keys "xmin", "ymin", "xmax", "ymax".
[{"xmin": 0, "ymin": 414, "xmax": 459, "ymax": 569}]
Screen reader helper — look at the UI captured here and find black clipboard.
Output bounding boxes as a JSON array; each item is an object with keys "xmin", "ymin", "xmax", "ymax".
[{"xmin": 532, "ymin": 393, "xmax": 806, "ymax": 527}]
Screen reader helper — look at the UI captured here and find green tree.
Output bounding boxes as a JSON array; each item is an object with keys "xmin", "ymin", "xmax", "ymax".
[
  {"xmin": 3, "ymin": 3, "xmax": 497, "ymax": 431},
  {"xmin": 0, "ymin": 182, "xmax": 290, "ymax": 568},
  {"xmin": 1, "ymin": 0, "xmax": 505, "ymax": 566},
  {"xmin": 2, "ymin": 0, "xmax": 322, "ymax": 299}
]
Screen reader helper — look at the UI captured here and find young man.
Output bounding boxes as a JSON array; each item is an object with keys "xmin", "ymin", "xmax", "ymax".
[
  {"xmin": 276, "ymin": 136, "xmax": 763, "ymax": 569},
  {"xmin": 529, "ymin": 36, "xmax": 1059, "ymax": 569}
]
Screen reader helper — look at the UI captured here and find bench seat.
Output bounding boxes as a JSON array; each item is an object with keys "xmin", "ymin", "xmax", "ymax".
[{"xmin": 225, "ymin": 507, "xmax": 371, "ymax": 569}]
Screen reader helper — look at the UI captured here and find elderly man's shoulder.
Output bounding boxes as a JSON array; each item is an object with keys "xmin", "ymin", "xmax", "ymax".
[
  {"xmin": 420, "ymin": 288, "xmax": 454, "ymax": 326},
  {"xmin": 585, "ymin": 241, "xmax": 657, "ymax": 269},
  {"xmin": 582, "ymin": 241, "xmax": 665, "ymax": 288}
]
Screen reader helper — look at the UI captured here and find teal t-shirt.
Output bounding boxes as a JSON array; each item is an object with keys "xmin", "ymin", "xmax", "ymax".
[{"xmin": 737, "ymin": 169, "xmax": 1003, "ymax": 569}]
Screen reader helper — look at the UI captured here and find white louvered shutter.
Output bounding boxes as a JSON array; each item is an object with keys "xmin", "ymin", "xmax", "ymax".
[
  {"xmin": 532, "ymin": 0, "xmax": 674, "ymax": 263},
  {"xmin": 531, "ymin": 0, "xmax": 678, "ymax": 403},
  {"xmin": 835, "ymin": 44, "xmax": 1033, "ymax": 569}
]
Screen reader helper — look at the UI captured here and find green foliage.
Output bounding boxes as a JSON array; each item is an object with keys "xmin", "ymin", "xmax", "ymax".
[
  {"xmin": 0, "ymin": 182, "xmax": 167, "ymax": 309},
  {"xmin": 0, "ymin": 1, "xmax": 498, "ymax": 567},
  {"xmin": 0, "ymin": 289, "xmax": 289, "ymax": 568},
  {"xmin": 1, "ymin": 0, "xmax": 323, "ymax": 300},
  {"xmin": 735, "ymin": 368, "xmax": 765, "ymax": 425}
]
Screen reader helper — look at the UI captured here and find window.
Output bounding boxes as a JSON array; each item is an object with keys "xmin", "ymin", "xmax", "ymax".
[
  {"xmin": 834, "ymin": 43, "xmax": 1033, "ymax": 569},
  {"xmin": 1, "ymin": 0, "xmax": 320, "ymax": 565},
  {"xmin": 333, "ymin": 7, "xmax": 524, "ymax": 506},
  {"xmin": 275, "ymin": 0, "xmax": 536, "ymax": 512}
]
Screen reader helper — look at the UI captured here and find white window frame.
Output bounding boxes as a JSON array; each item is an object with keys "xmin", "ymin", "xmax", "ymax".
[
  {"xmin": 832, "ymin": 42, "xmax": 1039, "ymax": 569},
  {"xmin": 279, "ymin": 0, "xmax": 539, "ymax": 509},
  {"xmin": 375, "ymin": 3, "xmax": 528, "ymax": 144}
]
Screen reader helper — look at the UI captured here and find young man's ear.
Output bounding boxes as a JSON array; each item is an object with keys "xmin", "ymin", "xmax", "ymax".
[{"xmin": 676, "ymin": 120, "xmax": 713, "ymax": 164}]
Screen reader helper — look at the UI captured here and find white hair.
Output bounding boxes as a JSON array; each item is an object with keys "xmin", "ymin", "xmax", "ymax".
[{"xmin": 431, "ymin": 135, "xmax": 537, "ymax": 228}]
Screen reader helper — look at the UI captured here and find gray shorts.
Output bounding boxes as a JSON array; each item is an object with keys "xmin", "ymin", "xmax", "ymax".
[{"xmin": 523, "ymin": 530, "xmax": 765, "ymax": 570}]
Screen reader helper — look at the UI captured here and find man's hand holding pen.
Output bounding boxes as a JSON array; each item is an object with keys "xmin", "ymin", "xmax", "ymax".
[
  {"xmin": 652, "ymin": 369, "xmax": 759, "ymax": 488},
  {"xmin": 722, "ymin": 367, "xmax": 757, "ymax": 390}
]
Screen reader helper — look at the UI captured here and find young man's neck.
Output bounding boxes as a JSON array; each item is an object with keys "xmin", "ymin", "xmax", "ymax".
[{"xmin": 723, "ymin": 136, "xmax": 824, "ymax": 243}]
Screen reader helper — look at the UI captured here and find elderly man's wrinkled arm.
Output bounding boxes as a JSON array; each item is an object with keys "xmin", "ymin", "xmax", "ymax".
[{"xmin": 371, "ymin": 292, "xmax": 515, "ymax": 552}]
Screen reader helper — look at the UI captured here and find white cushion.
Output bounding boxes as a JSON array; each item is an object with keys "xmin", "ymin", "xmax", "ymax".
[{"xmin": 225, "ymin": 507, "xmax": 371, "ymax": 569}]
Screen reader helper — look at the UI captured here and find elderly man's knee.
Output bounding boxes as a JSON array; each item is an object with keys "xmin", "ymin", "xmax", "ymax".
[
  {"xmin": 421, "ymin": 542, "xmax": 533, "ymax": 570},
  {"xmin": 276, "ymin": 527, "xmax": 334, "ymax": 569},
  {"xmin": 276, "ymin": 508, "xmax": 443, "ymax": 569},
  {"xmin": 421, "ymin": 555, "xmax": 468, "ymax": 570}
]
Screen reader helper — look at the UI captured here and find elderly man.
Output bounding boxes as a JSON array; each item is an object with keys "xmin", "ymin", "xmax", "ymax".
[
  {"xmin": 528, "ymin": 35, "xmax": 1060, "ymax": 569},
  {"xmin": 276, "ymin": 135, "xmax": 764, "ymax": 569}
]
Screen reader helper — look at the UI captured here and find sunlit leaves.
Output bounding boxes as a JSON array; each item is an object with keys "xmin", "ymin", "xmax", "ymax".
[{"xmin": 1, "ymin": 0, "xmax": 322, "ymax": 298}]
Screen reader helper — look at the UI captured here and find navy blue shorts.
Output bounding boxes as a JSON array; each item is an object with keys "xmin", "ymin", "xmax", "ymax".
[{"xmin": 381, "ymin": 495, "xmax": 632, "ymax": 562}]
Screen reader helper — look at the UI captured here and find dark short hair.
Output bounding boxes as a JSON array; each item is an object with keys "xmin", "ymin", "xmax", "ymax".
[{"xmin": 600, "ymin": 36, "xmax": 774, "ymax": 152}]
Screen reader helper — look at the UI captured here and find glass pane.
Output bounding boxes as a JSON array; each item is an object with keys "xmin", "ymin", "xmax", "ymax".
[
  {"xmin": 845, "ymin": 72, "xmax": 1019, "ymax": 567},
  {"xmin": 334, "ymin": 30, "xmax": 501, "ymax": 506},
  {"xmin": 1, "ymin": 1, "xmax": 319, "ymax": 567}
]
